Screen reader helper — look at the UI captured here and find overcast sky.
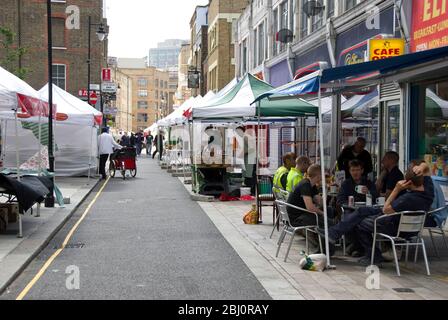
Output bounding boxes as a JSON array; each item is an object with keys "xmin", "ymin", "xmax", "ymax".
[{"xmin": 106, "ymin": 0, "xmax": 208, "ymax": 58}]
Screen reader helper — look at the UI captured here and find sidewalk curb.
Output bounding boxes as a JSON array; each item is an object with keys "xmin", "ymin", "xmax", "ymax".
[{"xmin": 0, "ymin": 178, "xmax": 102, "ymax": 296}]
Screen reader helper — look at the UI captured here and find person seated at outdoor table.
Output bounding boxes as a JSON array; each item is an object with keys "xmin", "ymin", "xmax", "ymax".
[
  {"xmin": 375, "ymin": 151, "xmax": 404, "ymax": 199},
  {"xmin": 273, "ymin": 152, "xmax": 296, "ymax": 192},
  {"xmin": 336, "ymin": 160, "xmax": 378, "ymax": 206},
  {"xmin": 337, "ymin": 137, "xmax": 373, "ymax": 178},
  {"xmin": 336, "ymin": 159, "xmax": 378, "ymax": 257},
  {"xmin": 286, "ymin": 156, "xmax": 311, "ymax": 193},
  {"xmin": 287, "ymin": 165, "xmax": 336, "ymax": 254},
  {"xmin": 317, "ymin": 162, "xmax": 434, "ymax": 265},
  {"xmin": 355, "ymin": 167, "xmax": 435, "ymax": 266}
]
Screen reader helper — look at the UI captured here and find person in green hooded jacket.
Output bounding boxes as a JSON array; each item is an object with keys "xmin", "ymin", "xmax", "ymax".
[{"xmin": 273, "ymin": 153, "xmax": 296, "ymax": 192}]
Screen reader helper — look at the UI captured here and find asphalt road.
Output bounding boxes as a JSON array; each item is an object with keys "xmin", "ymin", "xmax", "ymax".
[{"xmin": 1, "ymin": 157, "xmax": 271, "ymax": 300}]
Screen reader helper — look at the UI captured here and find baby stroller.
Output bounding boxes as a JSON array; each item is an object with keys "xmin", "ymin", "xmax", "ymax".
[{"xmin": 109, "ymin": 147, "xmax": 137, "ymax": 180}]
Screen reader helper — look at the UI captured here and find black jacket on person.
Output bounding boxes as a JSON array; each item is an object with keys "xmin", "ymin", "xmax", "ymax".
[
  {"xmin": 130, "ymin": 135, "xmax": 136, "ymax": 146},
  {"xmin": 337, "ymin": 146, "xmax": 373, "ymax": 177},
  {"xmin": 120, "ymin": 135, "xmax": 130, "ymax": 147},
  {"xmin": 336, "ymin": 177, "xmax": 378, "ymax": 206}
]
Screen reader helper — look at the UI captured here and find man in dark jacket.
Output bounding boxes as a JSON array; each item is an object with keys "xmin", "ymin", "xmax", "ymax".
[
  {"xmin": 337, "ymin": 160, "xmax": 378, "ymax": 206},
  {"xmin": 120, "ymin": 132, "xmax": 130, "ymax": 147},
  {"xmin": 337, "ymin": 137, "xmax": 373, "ymax": 178}
]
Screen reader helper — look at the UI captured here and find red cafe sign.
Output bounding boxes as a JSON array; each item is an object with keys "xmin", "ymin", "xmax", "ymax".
[{"xmin": 411, "ymin": 0, "xmax": 448, "ymax": 52}]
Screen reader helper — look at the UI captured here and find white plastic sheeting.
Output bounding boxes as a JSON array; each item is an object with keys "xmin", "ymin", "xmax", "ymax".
[{"xmin": 3, "ymin": 122, "xmax": 98, "ymax": 177}]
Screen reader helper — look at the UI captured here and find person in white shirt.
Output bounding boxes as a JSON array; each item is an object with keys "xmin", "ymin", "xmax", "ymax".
[{"xmin": 98, "ymin": 128, "xmax": 122, "ymax": 179}]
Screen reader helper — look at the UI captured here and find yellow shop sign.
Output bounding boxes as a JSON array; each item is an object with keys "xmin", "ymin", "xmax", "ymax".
[{"xmin": 368, "ymin": 38, "xmax": 406, "ymax": 61}]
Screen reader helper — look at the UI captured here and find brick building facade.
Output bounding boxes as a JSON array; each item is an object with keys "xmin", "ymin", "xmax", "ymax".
[
  {"xmin": 207, "ymin": 0, "xmax": 247, "ymax": 92},
  {"xmin": 116, "ymin": 59, "xmax": 172, "ymax": 132},
  {"xmin": 0, "ymin": 0, "xmax": 107, "ymax": 102}
]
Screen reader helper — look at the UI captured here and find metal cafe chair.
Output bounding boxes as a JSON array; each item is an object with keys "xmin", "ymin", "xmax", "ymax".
[
  {"xmin": 371, "ymin": 211, "xmax": 430, "ymax": 276},
  {"xmin": 275, "ymin": 200, "xmax": 323, "ymax": 262},
  {"xmin": 425, "ymin": 206, "xmax": 448, "ymax": 258},
  {"xmin": 270, "ymin": 188, "xmax": 289, "ymax": 239}
]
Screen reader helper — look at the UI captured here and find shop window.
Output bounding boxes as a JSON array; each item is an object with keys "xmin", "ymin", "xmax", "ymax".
[{"xmin": 418, "ymin": 81, "xmax": 448, "ymax": 177}]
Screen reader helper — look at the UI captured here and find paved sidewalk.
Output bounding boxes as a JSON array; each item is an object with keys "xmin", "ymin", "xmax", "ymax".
[
  {"xmin": 177, "ymin": 176, "xmax": 448, "ymax": 300},
  {"xmin": 0, "ymin": 177, "xmax": 99, "ymax": 294}
]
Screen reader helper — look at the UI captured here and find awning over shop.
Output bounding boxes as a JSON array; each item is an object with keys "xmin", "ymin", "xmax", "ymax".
[
  {"xmin": 255, "ymin": 46, "xmax": 448, "ymax": 102},
  {"xmin": 193, "ymin": 73, "xmax": 317, "ymax": 119}
]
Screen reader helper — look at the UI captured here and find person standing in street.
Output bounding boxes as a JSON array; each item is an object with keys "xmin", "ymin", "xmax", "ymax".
[
  {"xmin": 98, "ymin": 127, "xmax": 122, "ymax": 180},
  {"xmin": 152, "ymin": 132, "xmax": 165, "ymax": 160},
  {"xmin": 130, "ymin": 133, "xmax": 136, "ymax": 148},
  {"xmin": 146, "ymin": 133, "xmax": 154, "ymax": 156},
  {"xmin": 120, "ymin": 132, "xmax": 130, "ymax": 147},
  {"xmin": 135, "ymin": 131, "xmax": 143, "ymax": 156}
]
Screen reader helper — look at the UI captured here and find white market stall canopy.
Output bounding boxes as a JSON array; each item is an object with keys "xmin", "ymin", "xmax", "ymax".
[
  {"xmin": 193, "ymin": 74, "xmax": 317, "ymax": 119},
  {"xmin": 39, "ymin": 83, "xmax": 103, "ymax": 127},
  {"xmin": 0, "ymin": 66, "xmax": 53, "ymax": 121}
]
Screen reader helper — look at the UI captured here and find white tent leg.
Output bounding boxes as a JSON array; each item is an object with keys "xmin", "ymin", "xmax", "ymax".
[
  {"xmin": 38, "ymin": 113, "xmax": 42, "ymax": 176},
  {"xmin": 318, "ymin": 81, "xmax": 334, "ymax": 270},
  {"xmin": 315, "ymin": 118, "xmax": 318, "ymax": 163},
  {"xmin": 88, "ymin": 126, "xmax": 93, "ymax": 186}
]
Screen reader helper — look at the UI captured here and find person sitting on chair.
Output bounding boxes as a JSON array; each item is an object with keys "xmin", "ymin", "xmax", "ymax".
[
  {"xmin": 286, "ymin": 156, "xmax": 311, "ymax": 193},
  {"xmin": 318, "ymin": 162, "xmax": 434, "ymax": 265},
  {"xmin": 376, "ymin": 151, "xmax": 404, "ymax": 199},
  {"xmin": 273, "ymin": 153, "xmax": 296, "ymax": 192},
  {"xmin": 337, "ymin": 160, "xmax": 378, "ymax": 206}
]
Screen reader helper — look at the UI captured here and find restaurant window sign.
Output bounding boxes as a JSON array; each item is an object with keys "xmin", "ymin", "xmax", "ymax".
[
  {"xmin": 411, "ymin": 0, "xmax": 448, "ymax": 52},
  {"xmin": 368, "ymin": 39, "xmax": 405, "ymax": 61}
]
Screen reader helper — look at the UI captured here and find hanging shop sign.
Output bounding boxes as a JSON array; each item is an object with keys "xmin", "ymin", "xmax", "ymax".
[
  {"xmin": 368, "ymin": 38, "xmax": 406, "ymax": 61},
  {"xmin": 411, "ymin": 0, "xmax": 448, "ymax": 52}
]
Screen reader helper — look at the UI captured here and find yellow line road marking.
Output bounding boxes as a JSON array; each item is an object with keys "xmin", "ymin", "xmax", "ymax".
[{"xmin": 16, "ymin": 177, "xmax": 110, "ymax": 300}]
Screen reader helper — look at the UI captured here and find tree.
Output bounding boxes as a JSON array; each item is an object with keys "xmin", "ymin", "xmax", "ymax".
[{"xmin": 0, "ymin": 26, "xmax": 28, "ymax": 79}]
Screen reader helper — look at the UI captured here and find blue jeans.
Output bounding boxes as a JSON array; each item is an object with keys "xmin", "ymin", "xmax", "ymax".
[
  {"xmin": 135, "ymin": 143, "xmax": 142, "ymax": 156},
  {"xmin": 328, "ymin": 207, "xmax": 382, "ymax": 240},
  {"xmin": 356, "ymin": 215, "xmax": 398, "ymax": 261}
]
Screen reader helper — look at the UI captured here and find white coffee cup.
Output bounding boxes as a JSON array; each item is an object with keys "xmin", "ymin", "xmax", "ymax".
[
  {"xmin": 355, "ymin": 186, "xmax": 366, "ymax": 194},
  {"xmin": 376, "ymin": 197, "xmax": 386, "ymax": 206}
]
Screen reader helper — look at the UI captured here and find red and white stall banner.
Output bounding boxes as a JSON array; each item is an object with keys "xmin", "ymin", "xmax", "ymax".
[
  {"xmin": 16, "ymin": 93, "xmax": 57, "ymax": 119},
  {"xmin": 411, "ymin": 0, "xmax": 448, "ymax": 52}
]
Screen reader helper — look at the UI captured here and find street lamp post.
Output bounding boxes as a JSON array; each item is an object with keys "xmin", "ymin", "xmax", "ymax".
[{"xmin": 87, "ymin": 16, "xmax": 107, "ymax": 123}]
